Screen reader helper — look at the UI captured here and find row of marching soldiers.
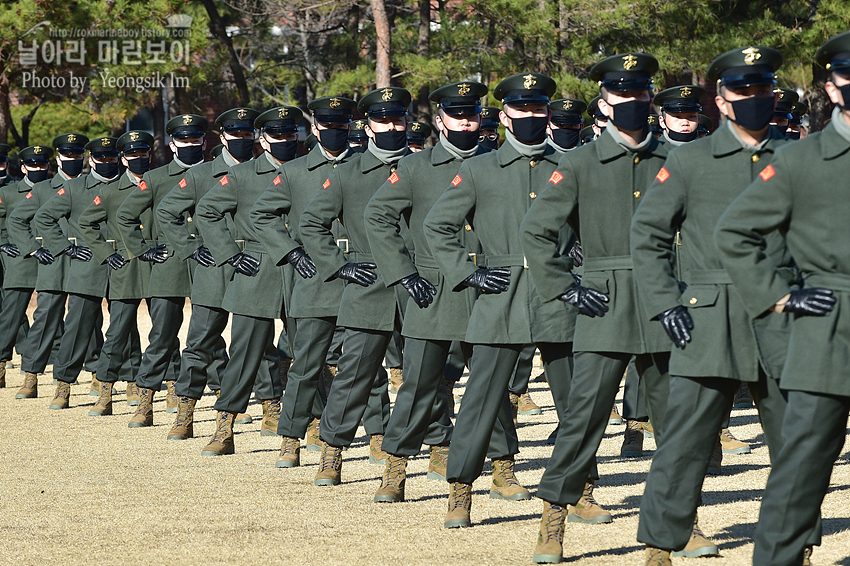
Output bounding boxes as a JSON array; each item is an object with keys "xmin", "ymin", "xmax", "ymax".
[{"xmin": 2, "ymin": 31, "xmax": 849, "ymax": 566}]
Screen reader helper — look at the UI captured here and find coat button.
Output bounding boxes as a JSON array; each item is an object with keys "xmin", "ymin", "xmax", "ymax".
[
  {"xmin": 530, "ymin": 192, "xmax": 537, "ymax": 199},
  {"xmin": 333, "ymin": 163, "xmax": 338, "ymax": 168},
  {"xmin": 464, "ymin": 224, "xmax": 472, "ymax": 231},
  {"xmin": 391, "ymin": 166, "xmax": 397, "ymax": 173},
  {"xmin": 140, "ymin": 224, "xmax": 144, "ymax": 230},
  {"xmin": 751, "ymin": 154, "xmax": 760, "ymax": 163},
  {"xmin": 633, "ymin": 191, "xmax": 641, "ymax": 198},
  {"xmin": 689, "ymin": 297, "xmax": 698, "ymax": 305},
  {"xmin": 530, "ymin": 160, "xmax": 537, "ymax": 168},
  {"xmin": 634, "ymin": 156, "xmax": 640, "ymax": 164}
]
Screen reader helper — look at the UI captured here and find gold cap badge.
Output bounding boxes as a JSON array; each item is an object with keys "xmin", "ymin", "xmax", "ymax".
[
  {"xmin": 523, "ymin": 74, "xmax": 537, "ymax": 89},
  {"xmin": 381, "ymin": 88, "xmax": 393, "ymax": 102},
  {"xmin": 623, "ymin": 54, "xmax": 638, "ymax": 70},
  {"xmin": 329, "ymin": 98, "xmax": 341, "ymax": 109},
  {"xmin": 236, "ymin": 109, "xmax": 248, "ymax": 119},
  {"xmin": 742, "ymin": 47, "xmax": 761, "ymax": 65},
  {"xmin": 457, "ymin": 83, "xmax": 471, "ymax": 96}
]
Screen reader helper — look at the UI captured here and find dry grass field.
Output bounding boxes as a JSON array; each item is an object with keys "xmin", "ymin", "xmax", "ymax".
[{"xmin": 0, "ymin": 298, "xmax": 848, "ymax": 566}]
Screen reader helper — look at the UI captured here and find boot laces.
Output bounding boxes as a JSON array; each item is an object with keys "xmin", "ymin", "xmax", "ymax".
[
  {"xmin": 280, "ymin": 437, "xmax": 298, "ymax": 456},
  {"xmin": 211, "ymin": 412, "xmax": 231, "ymax": 442},
  {"xmin": 497, "ymin": 459, "xmax": 521, "ymax": 487},
  {"xmin": 543, "ymin": 504, "xmax": 564, "ymax": 541},
  {"xmin": 582, "ymin": 483, "xmax": 600, "ymax": 506},
  {"xmin": 449, "ymin": 483, "xmax": 471, "ymax": 510},
  {"xmin": 319, "ymin": 445, "xmax": 340, "ymax": 472},
  {"xmin": 384, "ymin": 457, "xmax": 406, "ymax": 488},
  {"xmin": 267, "ymin": 400, "xmax": 281, "ymax": 421},
  {"xmin": 174, "ymin": 397, "xmax": 192, "ymax": 426}
]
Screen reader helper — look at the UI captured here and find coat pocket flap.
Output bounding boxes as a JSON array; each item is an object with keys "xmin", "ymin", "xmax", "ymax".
[{"xmin": 681, "ymin": 286, "xmax": 720, "ymax": 308}]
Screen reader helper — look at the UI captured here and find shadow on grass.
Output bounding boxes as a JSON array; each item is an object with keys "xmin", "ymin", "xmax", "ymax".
[{"xmin": 561, "ymin": 543, "xmax": 645, "ymax": 562}]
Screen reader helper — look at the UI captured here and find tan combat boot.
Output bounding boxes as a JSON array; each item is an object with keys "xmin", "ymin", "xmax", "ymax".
[
  {"xmin": 89, "ymin": 373, "xmax": 100, "ymax": 396},
  {"xmin": 428, "ymin": 444, "xmax": 449, "ymax": 481},
  {"xmin": 532, "ymin": 500, "xmax": 567, "ymax": 564},
  {"xmin": 275, "ymin": 436, "xmax": 301, "ymax": 468},
  {"xmin": 621, "ymin": 419, "xmax": 644, "ymax": 457},
  {"xmin": 490, "ymin": 456, "xmax": 531, "ymax": 500},
  {"xmin": 720, "ymin": 428, "xmax": 751, "ymax": 454},
  {"xmin": 49, "ymin": 381, "xmax": 71, "ymax": 410},
  {"xmin": 261, "ymin": 398, "xmax": 281, "ymax": 436},
  {"xmin": 0, "ymin": 361, "xmax": 6, "ymax": 388},
  {"xmin": 201, "ymin": 411, "xmax": 236, "ymax": 455},
  {"xmin": 444, "ymin": 481, "xmax": 472, "ymax": 528},
  {"xmin": 645, "ymin": 546, "xmax": 672, "ymax": 566},
  {"xmin": 369, "ymin": 433, "xmax": 387, "ymax": 465},
  {"xmin": 126, "ymin": 382, "xmax": 140, "ymax": 406},
  {"xmin": 518, "ymin": 391, "xmax": 541, "ymax": 415},
  {"xmin": 167, "ymin": 396, "xmax": 197, "ymax": 440},
  {"xmin": 89, "ymin": 381, "xmax": 114, "ymax": 416},
  {"xmin": 214, "ymin": 389, "xmax": 251, "ymax": 424},
  {"xmin": 128, "ymin": 387, "xmax": 156, "ymax": 428},
  {"xmin": 509, "ymin": 392, "xmax": 520, "ymax": 427},
  {"xmin": 608, "ymin": 403, "xmax": 624, "ymax": 425},
  {"xmin": 374, "ymin": 454, "xmax": 408, "ymax": 503},
  {"xmin": 672, "ymin": 512, "xmax": 719, "ymax": 557},
  {"xmin": 322, "ymin": 364, "xmax": 336, "ymax": 396},
  {"xmin": 568, "ymin": 480, "xmax": 613, "ymax": 524},
  {"xmin": 803, "ymin": 545, "xmax": 814, "ymax": 566},
  {"xmin": 165, "ymin": 380, "xmax": 178, "ymax": 413},
  {"xmin": 314, "ymin": 442, "xmax": 343, "ymax": 486},
  {"xmin": 388, "ymin": 367, "xmax": 403, "ymax": 393},
  {"xmin": 640, "ymin": 419, "xmax": 655, "ymax": 439},
  {"xmin": 15, "ymin": 372, "xmax": 38, "ymax": 399},
  {"xmin": 707, "ymin": 436, "xmax": 723, "ymax": 475},
  {"xmin": 305, "ymin": 417, "xmax": 322, "ymax": 451}
]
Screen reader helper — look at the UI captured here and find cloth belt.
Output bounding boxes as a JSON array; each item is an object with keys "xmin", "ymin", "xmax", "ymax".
[
  {"xmin": 685, "ymin": 269, "xmax": 733, "ymax": 285},
  {"xmin": 485, "ymin": 254, "xmax": 527, "ymax": 268},
  {"xmin": 235, "ymin": 240, "xmax": 266, "ymax": 255},
  {"xmin": 348, "ymin": 251, "xmax": 374, "ymax": 263},
  {"xmin": 804, "ymin": 272, "xmax": 850, "ymax": 292},
  {"xmin": 583, "ymin": 255, "xmax": 633, "ymax": 272}
]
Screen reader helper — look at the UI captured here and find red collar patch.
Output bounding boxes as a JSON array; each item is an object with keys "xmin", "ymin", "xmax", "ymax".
[
  {"xmin": 139, "ymin": 181, "xmax": 147, "ymax": 191},
  {"xmin": 451, "ymin": 175, "xmax": 462, "ymax": 187},
  {"xmin": 322, "ymin": 179, "xmax": 331, "ymax": 190},
  {"xmin": 273, "ymin": 175, "xmax": 281, "ymax": 186},
  {"xmin": 759, "ymin": 165, "xmax": 776, "ymax": 181},
  {"xmin": 549, "ymin": 171, "xmax": 563, "ymax": 185},
  {"xmin": 178, "ymin": 178, "xmax": 187, "ymax": 188},
  {"xmin": 655, "ymin": 167, "xmax": 670, "ymax": 183},
  {"xmin": 219, "ymin": 175, "xmax": 229, "ymax": 186},
  {"xmin": 94, "ymin": 195, "xmax": 101, "ymax": 206},
  {"xmin": 389, "ymin": 172, "xmax": 400, "ymax": 184},
  {"xmin": 25, "ymin": 192, "xmax": 32, "ymax": 199}
]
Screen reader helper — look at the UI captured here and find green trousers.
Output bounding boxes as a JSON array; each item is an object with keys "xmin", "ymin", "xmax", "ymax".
[
  {"xmin": 537, "ymin": 351, "xmax": 670, "ymax": 505},
  {"xmin": 135, "ymin": 297, "xmax": 184, "ymax": 391},
  {"xmin": 753, "ymin": 389, "xmax": 845, "ymax": 565},
  {"xmin": 173, "ymin": 304, "xmax": 228, "ymax": 398}
]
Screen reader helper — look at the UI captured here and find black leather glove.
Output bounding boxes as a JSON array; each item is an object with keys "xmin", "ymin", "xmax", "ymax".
[
  {"xmin": 659, "ymin": 305, "xmax": 694, "ymax": 349},
  {"xmin": 62, "ymin": 244, "xmax": 93, "ymax": 262},
  {"xmin": 559, "ymin": 283, "xmax": 609, "ymax": 317},
  {"xmin": 334, "ymin": 262, "xmax": 377, "ymax": 287},
  {"xmin": 31, "ymin": 247, "xmax": 55, "ymax": 265},
  {"xmin": 400, "ymin": 273, "xmax": 437, "ymax": 308},
  {"xmin": 139, "ymin": 244, "xmax": 168, "ymax": 264},
  {"xmin": 106, "ymin": 253, "xmax": 127, "ymax": 270},
  {"xmin": 189, "ymin": 246, "xmax": 215, "ymax": 267},
  {"xmin": 462, "ymin": 267, "xmax": 511, "ymax": 294},
  {"xmin": 568, "ymin": 240, "xmax": 583, "ymax": 267},
  {"xmin": 283, "ymin": 247, "xmax": 317, "ymax": 279},
  {"xmin": 782, "ymin": 288, "xmax": 836, "ymax": 316},
  {"xmin": 0, "ymin": 243, "xmax": 20, "ymax": 258},
  {"xmin": 228, "ymin": 252, "xmax": 260, "ymax": 276}
]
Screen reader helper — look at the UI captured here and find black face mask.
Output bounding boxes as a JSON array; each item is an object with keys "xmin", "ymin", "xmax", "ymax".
[
  {"xmin": 667, "ymin": 129, "xmax": 699, "ymax": 143},
  {"xmin": 445, "ymin": 128, "xmax": 480, "ymax": 151},
  {"xmin": 126, "ymin": 156, "xmax": 150, "ymax": 175},
  {"xmin": 785, "ymin": 131, "xmax": 801, "ymax": 140},
  {"xmin": 227, "ymin": 138, "xmax": 255, "ymax": 161},
  {"xmin": 373, "ymin": 129, "xmax": 407, "ymax": 151},
  {"xmin": 479, "ymin": 137, "xmax": 499, "ymax": 150},
  {"xmin": 268, "ymin": 140, "xmax": 298, "ymax": 162},
  {"xmin": 319, "ymin": 128, "xmax": 349, "ymax": 153},
  {"xmin": 60, "ymin": 158, "xmax": 84, "ymax": 177},
  {"xmin": 0, "ymin": 168, "xmax": 6, "ymax": 178},
  {"xmin": 725, "ymin": 95, "xmax": 775, "ymax": 131},
  {"xmin": 94, "ymin": 161, "xmax": 120, "ymax": 179},
  {"xmin": 551, "ymin": 128, "xmax": 581, "ymax": 149},
  {"xmin": 510, "ymin": 116, "xmax": 548, "ymax": 144},
  {"xmin": 26, "ymin": 168, "xmax": 48, "ymax": 183},
  {"xmin": 609, "ymin": 99, "xmax": 652, "ymax": 132},
  {"xmin": 176, "ymin": 144, "xmax": 204, "ymax": 165},
  {"xmin": 837, "ymin": 84, "xmax": 850, "ymax": 110}
]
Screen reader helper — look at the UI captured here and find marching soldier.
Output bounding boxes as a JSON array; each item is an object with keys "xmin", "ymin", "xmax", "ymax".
[
  {"xmin": 547, "ymin": 98, "xmax": 586, "ymax": 153},
  {"xmin": 250, "ymin": 96, "xmax": 369, "ymax": 467},
  {"xmin": 713, "ymin": 34, "xmax": 850, "ymax": 566},
  {"xmin": 7, "ymin": 134, "xmax": 89, "ymax": 407},
  {"xmin": 366, "ymin": 80, "xmax": 527, "ymax": 503},
  {"xmin": 300, "ymin": 86, "xmax": 414, "ymax": 486},
  {"xmin": 116, "ymin": 115, "xmax": 208, "ymax": 427},
  {"xmin": 477, "ymin": 106, "xmax": 501, "ymax": 150},
  {"xmin": 423, "ymin": 73, "xmax": 576, "ymax": 529},
  {"xmin": 648, "ymin": 114, "xmax": 663, "ymax": 138},
  {"xmin": 194, "ymin": 106, "xmax": 303, "ymax": 454},
  {"xmin": 78, "ymin": 131, "xmax": 159, "ymax": 422},
  {"xmin": 631, "ymin": 47, "xmax": 819, "ymax": 565},
  {"xmin": 771, "ymin": 87, "xmax": 798, "ymax": 131},
  {"xmin": 520, "ymin": 54, "xmax": 672, "ymax": 563},
  {"xmin": 155, "ymin": 107, "xmax": 269, "ymax": 438},
  {"xmin": 348, "ymin": 119, "xmax": 368, "ymax": 152},
  {"xmin": 787, "ymin": 101, "xmax": 808, "ymax": 139},
  {"xmin": 35, "ymin": 137, "xmax": 126, "ymax": 411},
  {"xmin": 406, "ymin": 121, "xmax": 432, "ymax": 152},
  {"xmin": 0, "ymin": 145, "xmax": 51, "ymax": 397},
  {"xmin": 697, "ymin": 114, "xmax": 713, "ymax": 137},
  {"xmin": 587, "ymin": 95, "xmax": 608, "ymax": 138},
  {"xmin": 654, "ymin": 85, "xmax": 706, "ymax": 146}
]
